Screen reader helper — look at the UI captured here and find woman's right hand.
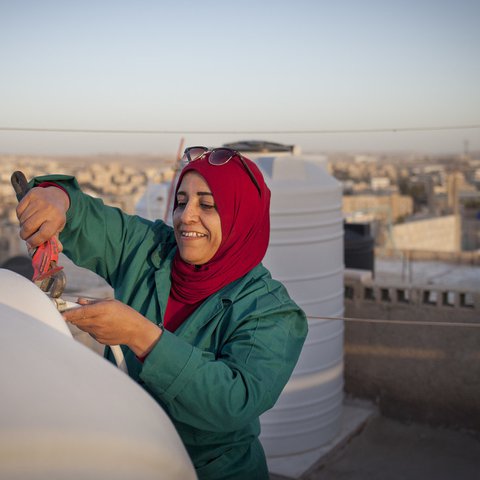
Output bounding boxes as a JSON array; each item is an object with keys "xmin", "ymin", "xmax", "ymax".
[{"xmin": 16, "ymin": 186, "xmax": 70, "ymax": 249}]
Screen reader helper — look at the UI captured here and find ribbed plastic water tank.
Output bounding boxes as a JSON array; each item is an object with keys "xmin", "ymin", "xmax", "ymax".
[
  {"xmin": 135, "ymin": 182, "xmax": 171, "ymax": 221},
  {"xmin": 256, "ymin": 156, "xmax": 344, "ymax": 457}
]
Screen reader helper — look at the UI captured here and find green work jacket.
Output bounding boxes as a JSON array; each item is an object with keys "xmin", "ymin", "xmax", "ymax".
[{"xmin": 33, "ymin": 175, "xmax": 308, "ymax": 480}]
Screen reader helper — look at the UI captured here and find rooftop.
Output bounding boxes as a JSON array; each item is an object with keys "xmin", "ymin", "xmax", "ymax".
[
  {"xmin": 374, "ymin": 254, "xmax": 480, "ymax": 291},
  {"xmin": 270, "ymin": 405, "xmax": 480, "ymax": 480}
]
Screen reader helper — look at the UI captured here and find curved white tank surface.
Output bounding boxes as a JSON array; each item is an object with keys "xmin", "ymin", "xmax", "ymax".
[
  {"xmin": 0, "ymin": 269, "xmax": 196, "ymax": 480},
  {"xmin": 256, "ymin": 156, "xmax": 344, "ymax": 457},
  {"xmin": 0, "ymin": 268, "xmax": 72, "ymax": 337}
]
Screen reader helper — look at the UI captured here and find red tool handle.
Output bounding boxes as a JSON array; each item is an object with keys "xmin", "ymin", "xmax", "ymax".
[
  {"xmin": 31, "ymin": 238, "xmax": 63, "ymax": 282},
  {"xmin": 11, "ymin": 171, "xmax": 64, "ymax": 282}
]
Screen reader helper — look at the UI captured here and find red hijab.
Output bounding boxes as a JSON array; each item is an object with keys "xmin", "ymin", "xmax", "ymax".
[{"xmin": 169, "ymin": 152, "xmax": 271, "ymax": 305}]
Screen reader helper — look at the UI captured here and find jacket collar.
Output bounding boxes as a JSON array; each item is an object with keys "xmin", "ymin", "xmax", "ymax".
[
  {"xmin": 154, "ymin": 246, "xmax": 266, "ymax": 330},
  {"xmin": 175, "ymin": 264, "xmax": 267, "ymax": 333}
]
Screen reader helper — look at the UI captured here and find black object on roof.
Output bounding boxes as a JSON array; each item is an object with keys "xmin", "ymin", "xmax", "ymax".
[{"xmin": 1, "ymin": 255, "xmax": 34, "ymax": 280}]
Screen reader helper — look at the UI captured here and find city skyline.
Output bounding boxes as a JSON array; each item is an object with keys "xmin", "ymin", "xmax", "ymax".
[{"xmin": 1, "ymin": 0, "xmax": 479, "ymax": 156}]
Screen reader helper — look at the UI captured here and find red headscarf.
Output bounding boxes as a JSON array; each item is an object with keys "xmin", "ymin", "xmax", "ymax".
[{"xmin": 169, "ymin": 152, "xmax": 271, "ymax": 305}]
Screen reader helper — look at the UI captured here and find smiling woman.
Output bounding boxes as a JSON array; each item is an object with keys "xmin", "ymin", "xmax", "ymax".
[
  {"xmin": 14, "ymin": 148, "xmax": 308, "ymax": 480},
  {"xmin": 173, "ymin": 171, "xmax": 222, "ymax": 266}
]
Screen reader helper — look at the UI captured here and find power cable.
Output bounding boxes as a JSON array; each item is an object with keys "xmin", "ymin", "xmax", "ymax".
[
  {"xmin": 310, "ymin": 315, "xmax": 480, "ymax": 328},
  {"xmin": 0, "ymin": 125, "xmax": 479, "ymax": 135}
]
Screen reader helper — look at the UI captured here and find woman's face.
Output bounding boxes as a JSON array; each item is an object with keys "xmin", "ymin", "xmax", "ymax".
[{"xmin": 173, "ymin": 171, "xmax": 222, "ymax": 265}]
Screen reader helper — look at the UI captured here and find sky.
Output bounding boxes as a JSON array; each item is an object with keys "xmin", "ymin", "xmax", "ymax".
[{"xmin": 1, "ymin": 0, "xmax": 479, "ymax": 157}]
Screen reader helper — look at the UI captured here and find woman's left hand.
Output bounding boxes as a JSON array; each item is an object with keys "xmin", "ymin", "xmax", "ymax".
[{"xmin": 63, "ymin": 298, "xmax": 162, "ymax": 357}]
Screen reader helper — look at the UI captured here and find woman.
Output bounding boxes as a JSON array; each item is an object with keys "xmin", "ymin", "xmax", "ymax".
[{"xmin": 16, "ymin": 147, "xmax": 308, "ymax": 480}]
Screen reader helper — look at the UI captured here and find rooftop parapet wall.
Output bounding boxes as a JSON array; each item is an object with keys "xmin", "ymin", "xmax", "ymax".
[
  {"xmin": 343, "ymin": 274, "xmax": 480, "ymax": 431},
  {"xmin": 344, "ymin": 277, "xmax": 480, "ymax": 312}
]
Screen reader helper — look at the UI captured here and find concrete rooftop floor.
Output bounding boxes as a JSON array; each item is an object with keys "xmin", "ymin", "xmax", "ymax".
[
  {"xmin": 374, "ymin": 256, "xmax": 480, "ymax": 291},
  {"xmin": 269, "ymin": 408, "xmax": 480, "ymax": 480}
]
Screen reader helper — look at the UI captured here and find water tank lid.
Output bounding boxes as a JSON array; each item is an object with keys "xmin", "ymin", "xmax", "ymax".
[{"xmin": 223, "ymin": 140, "xmax": 294, "ymax": 153}]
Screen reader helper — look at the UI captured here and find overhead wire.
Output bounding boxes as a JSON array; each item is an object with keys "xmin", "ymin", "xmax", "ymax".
[
  {"xmin": 309, "ymin": 315, "xmax": 480, "ymax": 328},
  {"xmin": 0, "ymin": 124, "xmax": 479, "ymax": 135}
]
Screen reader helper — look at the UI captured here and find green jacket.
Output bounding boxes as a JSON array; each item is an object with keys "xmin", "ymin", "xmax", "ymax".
[{"xmin": 34, "ymin": 175, "xmax": 308, "ymax": 480}]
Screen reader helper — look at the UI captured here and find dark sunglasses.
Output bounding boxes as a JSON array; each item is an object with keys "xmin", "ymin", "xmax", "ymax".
[{"xmin": 181, "ymin": 146, "xmax": 261, "ymax": 196}]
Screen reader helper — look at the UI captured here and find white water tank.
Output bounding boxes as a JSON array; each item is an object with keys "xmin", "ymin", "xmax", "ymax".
[
  {"xmin": 0, "ymin": 269, "xmax": 196, "ymax": 480},
  {"xmin": 136, "ymin": 181, "xmax": 171, "ymax": 222},
  {"xmin": 257, "ymin": 156, "xmax": 344, "ymax": 457},
  {"xmin": 0, "ymin": 268, "xmax": 72, "ymax": 337}
]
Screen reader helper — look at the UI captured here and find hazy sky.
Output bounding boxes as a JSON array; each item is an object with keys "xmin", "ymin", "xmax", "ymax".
[{"xmin": 1, "ymin": 0, "xmax": 479, "ymax": 156}]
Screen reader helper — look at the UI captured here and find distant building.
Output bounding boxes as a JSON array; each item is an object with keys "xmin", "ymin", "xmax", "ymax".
[
  {"xmin": 370, "ymin": 176, "xmax": 391, "ymax": 191},
  {"xmin": 390, "ymin": 214, "xmax": 460, "ymax": 252},
  {"xmin": 343, "ymin": 193, "xmax": 413, "ymax": 224}
]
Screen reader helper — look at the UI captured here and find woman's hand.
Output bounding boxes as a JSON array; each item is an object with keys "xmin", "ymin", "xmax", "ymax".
[
  {"xmin": 16, "ymin": 186, "xmax": 70, "ymax": 249},
  {"xmin": 63, "ymin": 298, "xmax": 162, "ymax": 357}
]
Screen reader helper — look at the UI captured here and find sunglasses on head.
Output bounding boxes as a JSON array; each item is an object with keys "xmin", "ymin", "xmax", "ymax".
[{"xmin": 181, "ymin": 146, "xmax": 261, "ymax": 196}]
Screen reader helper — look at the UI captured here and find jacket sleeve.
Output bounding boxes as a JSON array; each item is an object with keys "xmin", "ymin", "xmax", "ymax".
[
  {"xmin": 139, "ymin": 295, "xmax": 307, "ymax": 432},
  {"xmin": 31, "ymin": 174, "xmax": 172, "ymax": 289}
]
